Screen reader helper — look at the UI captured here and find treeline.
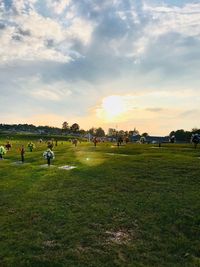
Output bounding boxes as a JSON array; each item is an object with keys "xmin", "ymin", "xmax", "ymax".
[
  {"xmin": 0, "ymin": 124, "xmax": 62, "ymax": 135},
  {"xmin": 1, "ymin": 123, "xmax": 199, "ymax": 140},
  {"xmin": 0, "ymin": 123, "xmax": 141, "ymax": 138},
  {"xmin": 0, "ymin": 123, "xmax": 106, "ymax": 137},
  {"xmin": 170, "ymin": 128, "xmax": 200, "ymax": 142}
]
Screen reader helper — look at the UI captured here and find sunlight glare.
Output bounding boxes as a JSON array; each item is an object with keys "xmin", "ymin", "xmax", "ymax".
[{"xmin": 97, "ymin": 95, "xmax": 133, "ymax": 122}]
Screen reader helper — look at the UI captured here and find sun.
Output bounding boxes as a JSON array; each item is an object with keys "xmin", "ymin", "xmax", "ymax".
[{"xmin": 97, "ymin": 95, "xmax": 132, "ymax": 122}]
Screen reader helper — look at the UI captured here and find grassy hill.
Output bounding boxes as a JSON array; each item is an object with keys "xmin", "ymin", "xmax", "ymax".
[{"xmin": 0, "ymin": 139, "xmax": 200, "ymax": 267}]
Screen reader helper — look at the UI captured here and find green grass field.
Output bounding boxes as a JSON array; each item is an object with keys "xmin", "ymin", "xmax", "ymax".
[{"xmin": 0, "ymin": 140, "xmax": 200, "ymax": 267}]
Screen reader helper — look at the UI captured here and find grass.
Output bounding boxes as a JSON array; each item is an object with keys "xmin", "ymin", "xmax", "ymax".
[{"xmin": 0, "ymin": 140, "xmax": 200, "ymax": 267}]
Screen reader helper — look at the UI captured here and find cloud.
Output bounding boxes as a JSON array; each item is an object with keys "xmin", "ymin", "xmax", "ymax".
[
  {"xmin": 104, "ymin": 2, "xmax": 200, "ymax": 60},
  {"xmin": 179, "ymin": 109, "xmax": 200, "ymax": 118},
  {"xmin": 47, "ymin": 0, "xmax": 71, "ymax": 15},
  {"xmin": 29, "ymin": 82, "xmax": 72, "ymax": 102},
  {"xmin": 0, "ymin": 0, "xmax": 95, "ymax": 63},
  {"xmin": 145, "ymin": 108, "xmax": 164, "ymax": 112},
  {"xmin": 0, "ymin": 0, "xmax": 200, "ymax": 135},
  {"xmin": 17, "ymin": 75, "xmax": 73, "ymax": 103}
]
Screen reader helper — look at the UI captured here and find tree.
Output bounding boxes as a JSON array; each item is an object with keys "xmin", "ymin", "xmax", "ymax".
[
  {"xmin": 62, "ymin": 121, "xmax": 69, "ymax": 134},
  {"xmin": 142, "ymin": 132, "xmax": 149, "ymax": 137},
  {"xmin": 192, "ymin": 128, "xmax": 200, "ymax": 134},
  {"xmin": 88, "ymin": 127, "xmax": 96, "ymax": 135},
  {"xmin": 70, "ymin": 123, "xmax": 80, "ymax": 133},
  {"xmin": 169, "ymin": 131, "xmax": 175, "ymax": 137},
  {"xmin": 118, "ymin": 130, "xmax": 125, "ymax": 136},
  {"xmin": 96, "ymin": 127, "xmax": 105, "ymax": 137},
  {"xmin": 169, "ymin": 129, "xmax": 191, "ymax": 142},
  {"xmin": 79, "ymin": 129, "xmax": 86, "ymax": 135},
  {"xmin": 175, "ymin": 129, "xmax": 186, "ymax": 141},
  {"xmin": 108, "ymin": 128, "xmax": 117, "ymax": 136},
  {"xmin": 62, "ymin": 122, "xmax": 69, "ymax": 130},
  {"xmin": 124, "ymin": 131, "xmax": 129, "ymax": 136},
  {"xmin": 129, "ymin": 128, "xmax": 139, "ymax": 136}
]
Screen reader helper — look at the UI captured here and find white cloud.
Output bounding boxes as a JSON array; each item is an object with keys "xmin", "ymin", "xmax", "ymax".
[
  {"xmin": 108, "ymin": 2, "xmax": 200, "ymax": 58},
  {"xmin": 0, "ymin": 9, "xmax": 71, "ymax": 62},
  {"xmin": 47, "ymin": 0, "xmax": 71, "ymax": 14},
  {"xmin": 130, "ymin": 2, "xmax": 200, "ymax": 57},
  {"xmin": 66, "ymin": 17, "xmax": 94, "ymax": 45},
  {"xmin": 0, "ymin": 0, "xmax": 95, "ymax": 63},
  {"xmin": 143, "ymin": 2, "xmax": 200, "ymax": 37},
  {"xmin": 30, "ymin": 87, "xmax": 71, "ymax": 101},
  {"xmin": 19, "ymin": 76, "xmax": 72, "ymax": 101}
]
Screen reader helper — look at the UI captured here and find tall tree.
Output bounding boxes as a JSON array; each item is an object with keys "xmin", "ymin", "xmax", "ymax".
[
  {"xmin": 118, "ymin": 130, "xmax": 125, "ymax": 137},
  {"xmin": 62, "ymin": 121, "xmax": 69, "ymax": 134},
  {"xmin": 192, "ymin": 128, "xmax": 200, "ymax": 134},
  {"xmin": 88, "ymin": 127, "xmax": 96, "ymax": 135},
  {"xmin": 79, "ymin": 129, "xmax": 86, "ymax": 135},
  {"xmin": 108, "ymin": 128, "xmax": 117, "ymax": 136},
  {"xmin": 96, "ymin": 127, "xmax": 105, "ymax": 137},
  {"xmin": 62, "ymin": 122, "xmax": 69, "ymax": 130},
  {"xmin": 129, "ymin": 128, "xmax": 140, "ymax": 136},
  {"xmin": 141, "ymin": 132, "xmax": 149, "ymax": 137},
  {"xmin": 70, "ymin": 123, "xmax": 80, "ymax": 133}
]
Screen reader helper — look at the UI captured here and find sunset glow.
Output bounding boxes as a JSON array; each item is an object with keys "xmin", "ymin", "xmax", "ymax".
[{"xmin": 97, "ymin": 96, "xmax": 133, "ymax": 122}]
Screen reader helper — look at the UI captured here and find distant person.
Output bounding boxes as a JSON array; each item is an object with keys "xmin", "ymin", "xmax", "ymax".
[
  {"xmin": 0, "ymin": 145, "xmax": 6, "ymax": 160},
  {"xmin": 20, "ymin": 145, "xmax": 25, "ymax": 163},
  {"xmin": 43, "ymin": 149, "xmax": 55, "ymax": 166}
]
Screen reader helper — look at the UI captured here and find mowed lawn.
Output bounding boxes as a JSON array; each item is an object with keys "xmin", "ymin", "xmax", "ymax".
[{"xmin": 0, "ymin": 140, "xmax": 200, "ymax": 267}]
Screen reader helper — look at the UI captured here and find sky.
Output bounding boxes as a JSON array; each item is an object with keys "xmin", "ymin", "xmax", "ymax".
[{"xmin": 0, "ymin": 0, "xmax": 200, "ymax": 135}]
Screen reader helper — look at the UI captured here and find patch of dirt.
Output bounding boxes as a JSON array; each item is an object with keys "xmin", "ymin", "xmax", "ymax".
[
  {"xmin": 43, "ymin": 240, "xmax": 59, "ymax": 248},
  {"xmin": 8, "ymin": 208, "xmax": 16, "ymax": 214},
  {"xmin": 58, "ymin": 165, "xmax": 77, "ymax": 170},
  {"xmin": 105, "ymin": 230, "xmax": 131, "ymax": 245}
]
